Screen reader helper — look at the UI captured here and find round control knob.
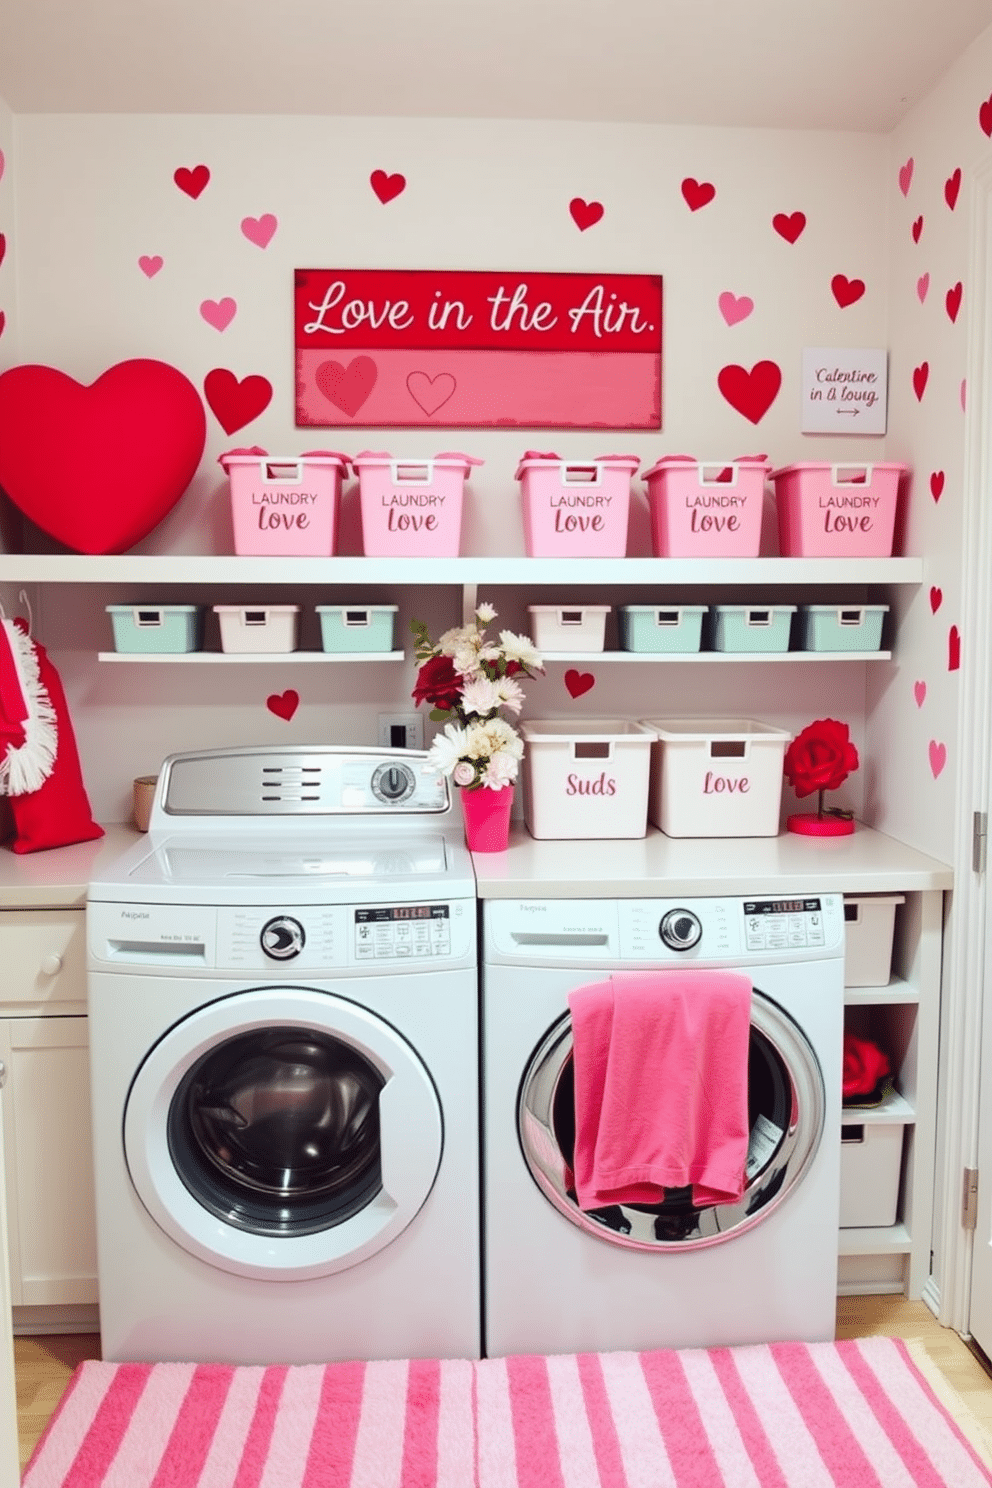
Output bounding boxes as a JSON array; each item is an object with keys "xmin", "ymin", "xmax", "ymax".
[
  {"xmin": 659, "ymin": 909, "xmax": 702, "ymax": 952},
  {"xmin": 40, "ymin": 953, "xmax": 63, "ymax": 977},
  {"xmin": 260, "ymin": 916, "xmax": 306, "ymax": 961},
  {"xmin": 371, "ymin": 761, "xmax": 416, "ymax": 804}
]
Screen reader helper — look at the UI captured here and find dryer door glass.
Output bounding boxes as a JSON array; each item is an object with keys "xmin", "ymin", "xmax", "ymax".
[
  {"xmin": 168, "ymin": 1027, "xmax": 385, "ymax": 1236},
  {"xmin": 518, "ymin": 989, "xmax": 824, "ymax": 1251}
]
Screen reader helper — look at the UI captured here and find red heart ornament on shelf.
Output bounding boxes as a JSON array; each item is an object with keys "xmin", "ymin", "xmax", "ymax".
[
  {"xmin": 564, "ymin": 669, "xmax": 595, "ymax": 699},
  {"xmin": 0, "ymin": 359, "xmax": 206, "ymax": 554},
  {"xmin": 267, "ymin": 690, "xmax": 299, "ymax": 721}
]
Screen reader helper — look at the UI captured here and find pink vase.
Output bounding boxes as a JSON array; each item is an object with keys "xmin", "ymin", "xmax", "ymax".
[{"xmin": 459, "ymin": 785, "xmax": 514, "ymax": 853}]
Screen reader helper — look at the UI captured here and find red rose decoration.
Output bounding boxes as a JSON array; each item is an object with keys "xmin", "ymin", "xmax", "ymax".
[
  {"xmin": 412, "ymin": 654, "xmax": 461, "ymax": 711},
  {"xmin": 783, "ymin": 718, "xmax": 859, "ymax": 799},
  {"xmin": 843, "ymin": 1033, "xmax": 890, "ymax": 1099}
]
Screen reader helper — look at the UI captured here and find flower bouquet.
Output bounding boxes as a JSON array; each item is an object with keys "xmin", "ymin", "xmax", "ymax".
[
  {"xmin": 411, "ymin": 604, "xmax": 543, "ymax": 851},
  {"xmin": 783, "ymin": 717, "xmax": 860, "ymax": 836}
]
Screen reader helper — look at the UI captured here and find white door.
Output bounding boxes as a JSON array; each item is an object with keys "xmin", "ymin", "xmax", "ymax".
[
  {"xmin": 0, "ymin": 1058, "xmax": 22, "ymax": 1488},
  {"xmin": 967, "ymin": 924, "xmax": 992, "ymax": 1351}
]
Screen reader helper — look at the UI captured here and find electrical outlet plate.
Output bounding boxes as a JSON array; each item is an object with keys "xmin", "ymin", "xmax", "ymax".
[{"xmin": 378, "ymin": 713, "xmax": 424, "ymax": 751}]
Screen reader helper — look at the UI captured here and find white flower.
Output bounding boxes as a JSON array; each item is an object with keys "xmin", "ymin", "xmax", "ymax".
[
  {"xmin": 495, "ymin": 677, "xmax": 525, "ymax": 714},
  {"xmin": 423, "ymin": 722, "xmax": 470, "ymax": 776},
  {"xmin": 499, "ymin": 629, "xmax": 542, "ymax": 670},
  {"xmin": 453, "ymin": 760, "xmax": 478, "ymax": 787},
  {"xmin": 475, "ymin": 601, "xmax": 497, "ymax": 623},
  {"xmin": 481, "ymin": 716, "xmax": 523, "ymax": 757},
  {"xmin": 436, "ymin": 625, "xmax": 472, "ymax": 657},
  {"xmin": 463, "ymin": 722, "xmax": 497, "ymax": 759},
  {"xmin": 482, "ymin": 751, "xmax": 518, "ymax": 788},
  {"xmin": 460, "ymin": 677, "xmax": 502, "ymax": 717}
]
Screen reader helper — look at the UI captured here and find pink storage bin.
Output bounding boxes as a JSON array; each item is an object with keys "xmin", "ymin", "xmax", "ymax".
[
  {"xmin": 771, "ymin": 463, "xmax": 907, "ymax": 558},
  {"xmin": 220, "ymin": 448, "xmax": 348, "ymax": 557},
  {"xmin": 353, "ymin": 451, "xmax": 483, "ymax": 557},
  {"xmin": 643, "ymin": 457, "xmax": 769, "ymax": 558},
  {"xmin": 515, "ymin": 452, "xmax": 639, "ymax": 557}
]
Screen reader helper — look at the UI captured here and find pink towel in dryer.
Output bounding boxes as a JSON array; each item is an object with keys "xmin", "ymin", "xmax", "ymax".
[{"xmin": 569, "ymin": 971, "xmax": 752, "ymax": 1211}]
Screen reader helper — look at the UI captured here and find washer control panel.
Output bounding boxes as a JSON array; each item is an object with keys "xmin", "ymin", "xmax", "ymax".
[
  {"xmin": 742, "ymin": 898, "xmax": 827, "ymax": 951},
  {"xmin": 354, "ymin": 905, "xmax": 452, "ymax": 960}
]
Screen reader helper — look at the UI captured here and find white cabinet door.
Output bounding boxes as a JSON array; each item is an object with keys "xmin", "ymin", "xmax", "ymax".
[
  {"xmin": 0, "ymin": 1060, "xmax": 21, "ymax": 1488},
  {"xmin": 0, "ymin": 1016, "xmax": 98, "ymax": 1306}
]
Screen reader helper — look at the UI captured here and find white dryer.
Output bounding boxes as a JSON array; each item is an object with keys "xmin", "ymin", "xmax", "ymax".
[
  {"xmin": 482, "ymin": 894, "xmax": 845, "ymax": 1358},
  {"xmin": 87, "ymin": 746, "xmax": 479, "ymax": 1364}
]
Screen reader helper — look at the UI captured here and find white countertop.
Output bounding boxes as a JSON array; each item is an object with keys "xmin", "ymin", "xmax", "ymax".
[
  {"xmin": 472, "ymin": 824, "xmax": 953, "ymax": 898},
  {"xmin": 0, "ymin": 821, "xmax": 952, "ymax": 909}
]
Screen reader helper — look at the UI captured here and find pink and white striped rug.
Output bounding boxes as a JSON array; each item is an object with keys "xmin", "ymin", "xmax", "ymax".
[{"xmin": 23, "ymin": 1336, "xmax": 992, "ymax": 1488}]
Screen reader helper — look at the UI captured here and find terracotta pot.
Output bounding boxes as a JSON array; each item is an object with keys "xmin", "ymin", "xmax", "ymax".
[{"xmin": 460, "ymin": 784, "xmax": 514, "ymax": 852}]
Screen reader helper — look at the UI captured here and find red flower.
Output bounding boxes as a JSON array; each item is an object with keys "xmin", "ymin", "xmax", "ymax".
[
  {"xmin": 843, "ymin": 1034, "xmax": 890, "ymax": 1099},
  {"xmin": 412, "ymin": 654, "xmax": 461, "ymax": 711},
  {"xmin": 783, "ymin": 718, "xmax": 859, "ymax": 799}
]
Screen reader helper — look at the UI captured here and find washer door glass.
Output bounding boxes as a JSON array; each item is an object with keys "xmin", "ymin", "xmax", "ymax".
[
  {"xmin": 124, "ymin": 987, "xmax": 443, "ymax": 1280},
  {"xmin": 168, "ymin": 1027, "xmax": 384, "ymax": 1237},
  {"xmin": 518, "ymin": 988, "xmax": 823, "ymax": 1251}
]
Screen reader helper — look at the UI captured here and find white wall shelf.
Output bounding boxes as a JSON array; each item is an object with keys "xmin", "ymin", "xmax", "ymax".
[
  {"xmin": 845, "ymin": 978, "xmax": 919, "ymax": 1005},
  {"xmin": 839, "ymin": 1224, "xmax": 912, "ymax": 1256},
  {"xmin": 97, "ymin": 651, "xmax": 405, "ymax": 664},
  {"xmin": 540, "ymin": 650, "xmax": 892, "ymax": 663}
]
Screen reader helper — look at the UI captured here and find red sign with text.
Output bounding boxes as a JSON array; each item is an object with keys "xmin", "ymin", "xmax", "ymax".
[{"xmin": 294, "ymin": 269, "xmax": 662, "ymax": 429}]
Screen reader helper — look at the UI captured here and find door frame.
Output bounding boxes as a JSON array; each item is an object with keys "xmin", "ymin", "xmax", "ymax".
[{"xmin": 0, "ymin": 1065, "xmax": 21, "ymax": 1488}]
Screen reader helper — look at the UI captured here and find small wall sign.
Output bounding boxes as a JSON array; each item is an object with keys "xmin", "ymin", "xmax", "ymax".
[
  {"xmin": 294, "ymin": 269, "xmax": 662, "ymax": 429},
  {"xmin": 801, "ymin": 348, "xmax": 887, "ymax": 435}
]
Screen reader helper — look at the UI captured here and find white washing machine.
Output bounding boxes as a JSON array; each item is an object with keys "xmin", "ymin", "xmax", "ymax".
[
  {"xmin": 483, "ymin": 894, "xmax": 845, "ymax": 1358},
  {"xmin": 87, "ymin": 745, "xmax": 479, "ymax": 1364}
]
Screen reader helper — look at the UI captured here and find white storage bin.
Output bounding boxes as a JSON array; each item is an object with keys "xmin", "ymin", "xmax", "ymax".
[
  {"xmin": 642, "ymin": 718, "xmax": 792, "ymax": 837},
  {"xmin": 213, "ymin": 605, "xmax": 300, "ymax": 653},
  {"xmin": 844, "ymin": 895, "xmax": 905, "ymax": 987},
  {"xmin": 519, "ymin": 719, "xmax": 655, "ymax": 840},
  {"xmin": 528, "ymin": 605, "xmax": 610, "ymax": 653},
  {"xmin": 840, "ymin": 1093, "xmax": 911, "ymax": 1228}
]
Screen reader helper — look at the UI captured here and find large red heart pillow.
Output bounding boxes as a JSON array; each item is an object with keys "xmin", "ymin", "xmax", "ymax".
[{"xmin": 0, "ymin": 359, "xmax": 207, "ymax": 554}]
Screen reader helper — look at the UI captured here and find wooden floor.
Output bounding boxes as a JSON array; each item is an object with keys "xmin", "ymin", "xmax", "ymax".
[{"xmin": 14, "ymin": 1300, "xmax": 992, "ymax": 1470}]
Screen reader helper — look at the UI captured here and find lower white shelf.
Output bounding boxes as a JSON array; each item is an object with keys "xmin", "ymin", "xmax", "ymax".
[
  {"xmin": 838, "ymin": 1223, "xmax": 912, "ymax": 1256},
  {"xmin": 539, "ymin": 651, "xmax": 892, "ymax": 663},
  {"xmin": 97, "ymin": 651, "xmax": 406, "ymax": 663}
]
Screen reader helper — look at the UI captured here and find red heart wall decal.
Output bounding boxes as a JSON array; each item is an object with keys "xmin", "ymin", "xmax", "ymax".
[
  {"xmin": 564, "ymin": 669, "xmax": 595, "ymax": 699},
  {"xmin": 0, "ymin": 359, "xmax": 206, "ymax": 554},
  {"xmin": 930, "ymin": 470, "xmax": 945, "ymax": 502},
  {"xmin": 946, "ymin": 282, "xmax": 963, "ymax": 323},
  {"xmin": 949, "ymin": 625, "xmax": 961, "ymax": 671},
  {"xmin": 370, "ymin": 170, "xmax": 406, "ymax": 204},
  {"xmin": 681, "ymin": 178, "xmax": 716, "ymax": 211},
  {"xmin": 203, "ymin": 368, "xmax": 273, "ymax": 434},
  {"xmin": 0, "ymin": 312, "xmax": 5, "ymax": 340},
  {"xmin": 981, "ymin": 94, "xmax": 992, "ymax": 137},
  {"xmin": 913, "ymin": 362, "xmax": 929, "ymax": 402},
  {"xmin": 316, "ymin": 356, "xmax": 377, "ymax": 417},
  {"xmin": 831, "ymin": 274, "xmax": 865, "ymax": 308},
  {"xmin": 717, "ymin": 361, "xmax": 782, "ymax": 424},
  {"xmin": 945, "ymin": 168, "xmax": 962, "ymax": 210},
  {"xmin": 930, "ymin": 586, "xmax": 943, "ymax": 613},
  {"xmin": 0, "ymin": 233, "xmax": 5, "ymax": 268},
  {"xmin": 569, "ymin": 197, "xmax": 604, "ymax": 231},
  {"xmin": 912, "ymin": 216, "xmax": 924, "ymax": 243},
  {"xmin": 772, "ymin": 211, "xmax": 805, "ymax": 243},
  {"xmin": 267, "ymin": 690, "xmax": 299, "ymax": 721},
  {"xmin": 174, "ymin": 164, "xmax": 210, "ymax": 199}
]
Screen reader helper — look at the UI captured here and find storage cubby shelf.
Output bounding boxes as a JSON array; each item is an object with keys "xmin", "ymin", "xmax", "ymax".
[
  {"xmin": 96, "ymin": 651, "xmax": 405, "ymax": 664},
  {"xmin": 0, "ymin": 555, "xmax": 925, "ymax": 585},
  {"xmin": 845, "ymin": 978, "xmax": 919, "ymax": 1005},
  {"xmin": 838, "ymin": 1223, "xmax": 912, "ymax": 1256},
  {"xmin": 539, "ymin": 651, "xmax": 892, "ymax": 663}
]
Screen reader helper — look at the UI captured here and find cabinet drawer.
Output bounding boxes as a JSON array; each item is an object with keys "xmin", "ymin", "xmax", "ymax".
[{"xmin": 0, "ymin": 910, "xmax": 86, "ymax": 1012}]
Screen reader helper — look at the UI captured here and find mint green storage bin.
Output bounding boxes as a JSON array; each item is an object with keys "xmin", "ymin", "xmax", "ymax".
[
  {"xmin": 106, "ymin": 604, "xmax": 202, "ymax": 654},
  {"xmin": 618, "ymin": 605, "xmax": 708, "ymax": 653},
  {"xmin": 317, "ymin": 604, "xmax": 397, "ymax": 652},
  {"xmin": 710, "ymin": 604, "xmax": 796, "ymax": 653},
  {"xmin": 799, "ymin": 604, "xmax": 889, "ymax": 652}
]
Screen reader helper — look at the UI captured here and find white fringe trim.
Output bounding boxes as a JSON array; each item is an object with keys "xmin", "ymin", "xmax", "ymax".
[{"xmin": 0, "ymin": 619, "xmax": 58, "ymax": 796}]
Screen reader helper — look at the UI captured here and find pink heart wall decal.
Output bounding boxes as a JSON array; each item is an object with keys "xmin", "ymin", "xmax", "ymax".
[
  {"xmin": 241, "ymin": 214, "xmax": 277, "ymax": 249},
  {"xmin": 138, "ymin": 255, "xmax": 163, "ymax": 278},
  {"xmin": 0, "ymin": 148, "xmax": 5, "ymax": 184},
  {"xmin": 946, "ymin": 282, "xmax": 963, "ymax": 323},
  {"xmin": 930, "ymin": 586, "xmax": 943, "ymax": 613},
  {"xmin": 0, "ymin": 313, "xmax": 5, "ymax": 340},
  {"xmin": 370, "ymin": 170, "xmax": 406, "ymax": 204},
  {"xmin": 200, "ymin": 297, "xmax": 237, "ymax": 332},
  {"xmin": 898, "ymin": 158, "xmax": 914, "ymax": 196},
  {"xmin": 912, "ymin": 216, "xmax": 924, "ymax": 243},
  {"xmin": 564, "ymin": 669, "xmax": 595, "ymax": 699},
  {"xmin": 718, "ymin": 292, "xmax": 754, "ymax": 326},
  {"xmin": 913, "ymin": 362, "xmax": 929, "ymax": 401},
  {"xmin": 929, "ymin": 740, "xmax": 947, "ymax": 778},
  {"xmin": 569, "ymin": 197, "xmax": 604, "ymax": 231},
  {"xmin": 772, "ymin": 211, "xmax": 805, "ymax": 243},
  {"xmin": 267, "ymin": 690, "xmax": 299, "ymax": 722},
  {"xmin": 949, "ymin": 625, "xmax": 961, "ymax": 671},
  {"xmin": 962, "ymin": 379, "xmax": 968, "ymax": 411},
  {"xmin": 916, "ymin": 273, "xmax": 929, "ymax": 303},
  {"xmin": 930, "ymin": 470, "xmax": 944, "ymax": 502},
  {"xmin": 831, "ymin": 274, "xmax": 865, "ymax": 308},
  {"xmin": 914, "ymin": 681, "xmax": 927, "ymax": 708},
  {"xmin": 717, "ymin": 361, "xmax": 782, "ymax": 424},
  {"xmin": 681, "ymin": 178, "xmax": 716, "ymax": 211},
  {"xmin": 203, "ymin": 368, "xmax": 273, "ymax": 434},
  {"xmin": 406, "ymin": 371, "xmax": 456, "ymax": 416},
  {"xmin": 981, "ymin": 94, "xmax": 992, "ymax": 137},
  {"xmin": 945, "ymin": 168, "xmax": 962, "ymax": 210},
  {"xmin": 315, "ymin": 356, "xmax": 377, "ymax": 417},
  {"xmin": 174, "ymin": 164, "xmax": 210, "ymax": 199}
]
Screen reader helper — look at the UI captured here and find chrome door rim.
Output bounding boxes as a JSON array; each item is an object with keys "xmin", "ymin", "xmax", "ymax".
[{"xmin": 517, "ymin": 991, "xmax": 824, "ymax": 1251}]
